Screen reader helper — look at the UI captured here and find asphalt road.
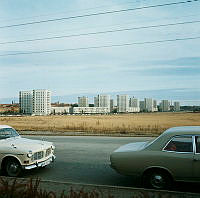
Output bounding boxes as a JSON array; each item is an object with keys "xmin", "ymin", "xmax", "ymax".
[
  {"xmin": 3, "ymin": 135, "xmax": 200, "ymax": 193},
  {"xmin": 22, "ymin": 136, "xmax": 152, "ymax": 187}
]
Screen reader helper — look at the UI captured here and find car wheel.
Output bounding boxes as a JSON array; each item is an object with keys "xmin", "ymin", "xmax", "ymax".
[
  {"xmin": 143, "ymin": 170, "xmax": 172, "ymax": 190},
  {"xmin": 5, "ymin": 158, "xmax": 22, "ymax": 177}
]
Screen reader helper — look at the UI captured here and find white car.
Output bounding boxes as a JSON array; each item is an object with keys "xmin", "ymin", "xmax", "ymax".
[{"xmin": 0, "ymin": 125, "xmax": 56, "ymax": 177}]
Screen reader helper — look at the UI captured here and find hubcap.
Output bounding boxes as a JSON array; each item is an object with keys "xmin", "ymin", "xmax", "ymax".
[
  {"xmin": 151, "ymin": 174, "xmax": 165, "ymax": 189},
  {"xmin": 7, "ymin": 162, "xmax": 20, "ymax": 176}
]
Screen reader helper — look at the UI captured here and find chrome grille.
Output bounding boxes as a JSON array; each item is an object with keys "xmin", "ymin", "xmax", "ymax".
[
  {"xmin": 45, "ymin": 148, "xmax": 51, "ymax": 157},
  {"xmin": 31, "ymin": 151, "xmax": 44, "ymax": 161}
]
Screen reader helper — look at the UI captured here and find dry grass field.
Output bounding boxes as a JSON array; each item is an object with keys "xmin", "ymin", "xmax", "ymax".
[{"xmin": 0, "ymin": 112, "xmax": 200, "ymax": 135}]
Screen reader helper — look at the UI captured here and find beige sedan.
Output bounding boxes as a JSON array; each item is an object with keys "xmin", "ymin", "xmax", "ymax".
[
  {"xmin": 110, "ymin": 126, "xmax": 200, "ymax": 189},
  {"xmin": 0, "ymin": 125, "xmax": 56, "ymax": 177}
]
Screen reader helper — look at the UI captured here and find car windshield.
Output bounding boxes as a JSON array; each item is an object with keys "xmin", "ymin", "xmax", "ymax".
[{"xmin": 0, "ymin": 128, "xmax": 19, "ymax": 140}]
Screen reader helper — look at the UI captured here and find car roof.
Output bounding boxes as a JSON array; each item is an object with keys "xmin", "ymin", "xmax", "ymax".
[
  {"xmin": 0, "ymin": 125, "xmax": 12, "ymax": 129},
  {"xmin": 163, "ymin": 126, "xmax": 200, "ymax": 135}
]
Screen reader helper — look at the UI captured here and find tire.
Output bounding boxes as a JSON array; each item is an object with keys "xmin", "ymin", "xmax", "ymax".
[
  {"xmin": 5, "ymin": 158, "xmax": 22, "ymax": 177},
  {"xmin": 143, "ymin": 170, "xmax": 172, "ymax": 190}
]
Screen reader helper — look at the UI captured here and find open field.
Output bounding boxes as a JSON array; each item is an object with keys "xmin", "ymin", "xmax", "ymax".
[{"xmin": 0, "ymin": 112, "xmax": 200, "ymax": 135}]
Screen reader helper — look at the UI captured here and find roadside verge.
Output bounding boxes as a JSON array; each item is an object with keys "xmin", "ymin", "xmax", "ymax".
[{"xmin": 0, "ymin": 176, "xmax": 199, "ymax": 198}]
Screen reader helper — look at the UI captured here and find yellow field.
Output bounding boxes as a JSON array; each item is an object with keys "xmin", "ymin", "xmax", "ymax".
[{"xmin": 0, "ymin": 112, "xmax": 200, "ymax": 135}]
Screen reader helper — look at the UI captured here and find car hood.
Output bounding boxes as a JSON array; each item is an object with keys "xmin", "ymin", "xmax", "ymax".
[
  {"xmin": 114, "ymin": 142, "xmax": 148, "ymax": 153},
  {"xmin": 1, "ymin": 136, "xmax": 52, "ymax": 153}
]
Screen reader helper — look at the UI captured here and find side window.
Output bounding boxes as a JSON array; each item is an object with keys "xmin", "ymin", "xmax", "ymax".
[
  {"xmin": 195, "ymin": 136, "xmax": 200, "ymax": 153},
  {"xmin": 164, "ymin": 136, "xmax": 193, "ymax": 152}
]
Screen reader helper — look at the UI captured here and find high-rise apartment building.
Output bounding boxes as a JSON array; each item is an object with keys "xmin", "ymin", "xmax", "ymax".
[
  {"xmin": 110, "ymin": 99, "xmax": 114, "ymax": 112},
  {"xmin": 174, "ymin": 101, "xmax": 180, "ymax": 112},
  {"xmin": 19, "ymin": 91, "xmax": 33, "ymax": 114},
  {"xmin": 78, "ymin": 96, "xmax": 89, "ymax": 107},
  {"xmin": 19, "ymin": 89, "xmax": 51, "ymax": 115},
  {"xmin": 129, "ymin": 98, "xmax": 139, "ymax": 108},
  {"xmin": 153, "ymin": 100, "xmax": 158, "ymax": 112},
  {"xmin": 139, "ymin": 101, "xmax": 145, "ymax": 112},
  {"xmin": 160, "ymin": 100, "xmax": 170, "ymax": 112},
  {"xmin": 144, "ymin": 98, "xmax": 154, "ymax": 112},
  {"xmin": 117, "ymin": 95, "xmax": 129, "ymax": 113},
  {"xmin": 94, "ymin": 95, "xmax": 110, "ymax": 112}
]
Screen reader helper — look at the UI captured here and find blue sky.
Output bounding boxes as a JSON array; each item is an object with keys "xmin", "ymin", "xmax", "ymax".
[{"xmin": 0, "ymin": 0, "xmax": 200, "ymax": 104}]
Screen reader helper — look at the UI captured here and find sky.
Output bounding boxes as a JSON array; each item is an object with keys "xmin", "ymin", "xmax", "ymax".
[{"xmin": 0, "ymin": 0, "xmax": 200, "ymax": 105}]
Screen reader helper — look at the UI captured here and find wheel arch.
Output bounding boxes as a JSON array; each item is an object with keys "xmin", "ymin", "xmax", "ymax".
[
  {"xmin": 142, "ymin": 166, "xmax": 174, "ymax": 181},
  {"xmin": 1, "ymin": 155, "xmax": 22, "ymax": 170}
]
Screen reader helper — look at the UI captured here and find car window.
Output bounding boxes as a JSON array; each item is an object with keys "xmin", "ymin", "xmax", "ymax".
[
  {"xmin": 0, "ymin": 128, "xmax": 19, "ymax": 140},
  {"xmin": 164, "ymin": 136, "xmax": 193, "ymax": 153},
  {"xmin": 195, "ymin": 136, "xmax": 200, "ymax": 153}
]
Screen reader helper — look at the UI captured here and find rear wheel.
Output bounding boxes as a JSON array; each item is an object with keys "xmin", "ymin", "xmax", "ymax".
[
  {"xmin": 143, "ymin": 170, "xmax": 172, "ymax": 190},
  {"xmin": 5, "ymin": 158, "xmax": 22, "ymax": 177}
]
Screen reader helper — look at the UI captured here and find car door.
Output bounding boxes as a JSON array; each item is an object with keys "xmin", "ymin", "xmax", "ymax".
[
  {"xmin": 192, "ymin": 136, "xmax": 200, "ymax": 180},
  {"xmin": 162, "ymin": 135, "xmax": 194, "ymax": 181}
]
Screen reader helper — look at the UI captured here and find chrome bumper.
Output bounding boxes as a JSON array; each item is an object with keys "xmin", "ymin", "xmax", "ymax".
[{"xmin": 23, "ymin": 155, "xmax": 56, "ymax": 170}]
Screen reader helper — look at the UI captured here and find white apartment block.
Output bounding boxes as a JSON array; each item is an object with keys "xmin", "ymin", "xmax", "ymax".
[
  {"xmin": 110, "ymin": 99, "xmax": 114, "ymax": 112},
  {"xmin": 19, "ymin": 89, "xmax": 51, "ymax": 115},
  {"xmin": 139, "ymin": 101, "xmax": 145, "ymax": 112},
  {"xmin": 78, "ymin": 96, "xmax": 89, "ymax": 107},
  {"xmin": 160, "ymin": 100, "xmax": 170, "ymax": 112},
  {"xmin": 129, "ymin": 98, "xmax": 139, "ymax": 108},
  {"xmin": 73, "ymin": 107, "xmax": 110, "ymax": 114},
  {"xmin": 144, "ymin": 98, "xmax": 154, "ymax": 112},
  {"xmin": 94, "ymin": 95, "xmax": 110, "ymax": 112},
  {"xmin": 174, "ymin": 101, "xmax": 180, "ymax": 112},
  {"xmin": 19, "ymin": 91, "xmax": 33, "ymax": 114},
  {"xmin": 129, "ymin": 97, "xmax": 140, "ymax": 112},
  {"xmin": 117, "ymin": 95, "xmax": 129, "ymax": 113}
]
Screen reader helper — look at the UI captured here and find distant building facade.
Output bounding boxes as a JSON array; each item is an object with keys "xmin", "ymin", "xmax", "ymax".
[
  {"xmin": 174, "ymin": 101, "xmax": 180, "ymax": 112},
  {"xmin": 129, "ymin": 97, "xmax": 140, "ymax": 112},
  {"xmin": 78, "ymin": 96, "xmax": 89, "ymax": 107},
  {"xmin": 160, "ymin": 100, "xmax": 170, "ymax": 112},
  {"xmin": 144, "ymin": 98, "xmax": 154, "ymax": 112},
  {"xmin": 110, "ymin": 99, "xmax": 114, "ymax": 112},
  {"xmin": 94, "ymin": 95, "xmax": 110, "ymax": 112},
  {"xmin": 19, "ymin": 89, "xmax": 51, "ymax": 115},
  {"xmin": 19, "ymin": 91, "xmax": 33, "ymax": 114},
  {"xmin": 117, "ymin": 95, "xmax": 129, "ymax": 113},
  {"xmin": 73, "ymin": 107, "xmax": 109, "ymax": 114},
  {"xmin": 51, "ymin": 106, "xmax": 72, "ymax": 114}
]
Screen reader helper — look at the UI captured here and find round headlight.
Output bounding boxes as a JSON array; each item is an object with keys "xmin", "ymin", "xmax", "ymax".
[
  {"xmin": 27, "ymin": 153, "xmax": 32, "ymax": 158},
  {"xmin": 27, "ymin": 150, "xmax": 33, "ymax": 158}
]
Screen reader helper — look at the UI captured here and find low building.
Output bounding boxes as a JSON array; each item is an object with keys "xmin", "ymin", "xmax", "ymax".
[
  {"xmin": 73, "ymin": 107, "xmax": 110, "ymax": 114},
  {"xmin": 0, "ymin": 104, "xmax": 19, "ymax": 114},
  {"xmin": 51, "ymin": 107, "xmax": 72, "ymax": 114},
  {"xmin": 128, "ymin": 107, "xmax": 140, "ymax": 113}
]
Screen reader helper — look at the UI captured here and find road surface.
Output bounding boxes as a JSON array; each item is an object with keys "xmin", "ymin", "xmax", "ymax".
[
  {"xmin": 22, "ymin": 136, "xmax": 151, "ymax": 187},
  {"xmin": 1, "ymin": 135, "xmax": 199, "ymax": 193}
]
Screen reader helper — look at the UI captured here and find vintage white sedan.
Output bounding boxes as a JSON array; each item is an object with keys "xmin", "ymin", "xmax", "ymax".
[
  {"xmin": 0, "ymin": 125, "xmax": 55, "ymax": 177},
  {"xmin": 110, "ymin": 126, "xmax": 200, "ymax": 189}
]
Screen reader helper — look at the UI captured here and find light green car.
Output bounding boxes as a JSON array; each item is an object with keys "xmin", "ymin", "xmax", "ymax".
[
  {"xmin": 110, "ymin": 126, "xmax": 200, "ymax": 189},
  {"xmin": 0, "ymin": 125, "xmax": 56, "ymax": 177}
]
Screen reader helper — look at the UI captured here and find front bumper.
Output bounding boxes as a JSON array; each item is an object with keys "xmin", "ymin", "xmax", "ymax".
[{"xmin": 23, "ymin": 155, "xmax": 56, "ymax": 170}]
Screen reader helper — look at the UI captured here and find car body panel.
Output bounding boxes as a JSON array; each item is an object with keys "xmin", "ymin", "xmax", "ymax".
[{"xmin": 110, "ymin": 126, "xmax": 200, "ymax": 183}]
